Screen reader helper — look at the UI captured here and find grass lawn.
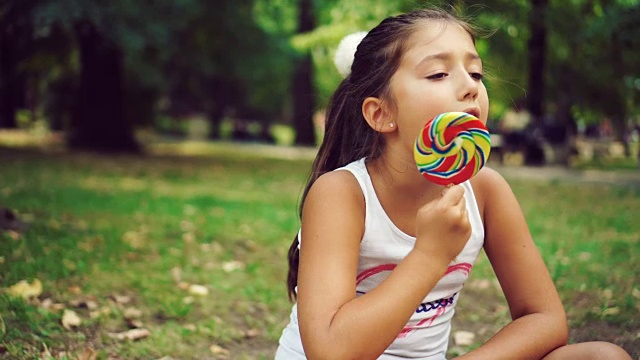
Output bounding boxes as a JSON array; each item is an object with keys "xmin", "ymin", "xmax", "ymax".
[{"xmin": 0, "ymin": 143, "xmax": 638, "ymax": 359}]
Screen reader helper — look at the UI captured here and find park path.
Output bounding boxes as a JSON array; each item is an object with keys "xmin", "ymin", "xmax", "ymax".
[
  {"xmin": 225, "ymin": 142, "xmax": 640, "ymax": 187},
  {"xmin": 491, "ymin": 164, "xmax": 640, "ymax": 187}
]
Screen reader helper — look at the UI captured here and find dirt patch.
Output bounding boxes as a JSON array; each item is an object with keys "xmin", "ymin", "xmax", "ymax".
[
  {"xmin": 448, "ymin": 280, "xmax": 639, "ymax": 358},
  {"xmin": 570, "ymin": 321, "xmax": 639, "ymax": 358},
  {"xmin": 225, "ymin": 338, "xmax": 278, "ymax": 359}
]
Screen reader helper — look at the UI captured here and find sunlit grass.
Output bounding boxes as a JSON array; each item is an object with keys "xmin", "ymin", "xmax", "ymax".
[{"xmin": 0, "ymin": 144, "xmax": 638, "ymax": 358}]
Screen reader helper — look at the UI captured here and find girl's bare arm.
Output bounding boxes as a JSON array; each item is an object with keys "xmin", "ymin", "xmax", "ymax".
[
  {"xmin": 297, "ymin": 170, "xmax": 467, "ymax": 359},
  {"xmin": 459, "ymin": 168, "xmax": 568, "ymax": 359}
]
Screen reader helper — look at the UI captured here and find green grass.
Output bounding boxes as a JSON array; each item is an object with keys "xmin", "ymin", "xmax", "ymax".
[
  {"xmin": 0, "ymin": 144, "xmax": 638, "ymax": 359},
  {"xmin": 571, "ymin": 156, "xmax": 639, "ymax": 171}
]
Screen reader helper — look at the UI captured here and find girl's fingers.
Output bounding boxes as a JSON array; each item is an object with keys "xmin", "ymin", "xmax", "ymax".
[{"xmin": 441, "ymin": 185, "xmax": 465, "ymax": 206}]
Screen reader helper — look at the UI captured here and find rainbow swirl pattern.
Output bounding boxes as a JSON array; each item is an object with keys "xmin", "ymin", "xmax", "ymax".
[{"xmin": 414, "ymin": 112, "xmax": 491, "ymax": 185}]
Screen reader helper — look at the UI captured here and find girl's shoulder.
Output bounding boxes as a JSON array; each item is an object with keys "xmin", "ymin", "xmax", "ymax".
[
  {"xmin": 469, "ymin": 166, "xmax": 514, "ymax": 214},
  {"xmin": 306, "ymin": 169, "xmax": 365, "ymax": 208},
  {"xmin": 302, "ymin": 169, "xmax": 367, "ymax": 244}
]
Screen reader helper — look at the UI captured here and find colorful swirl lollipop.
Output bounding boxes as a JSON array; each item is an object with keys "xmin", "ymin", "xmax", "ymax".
[{"xmin": 414, "ymin": 112, "xmax": 491, "ymax": 186}]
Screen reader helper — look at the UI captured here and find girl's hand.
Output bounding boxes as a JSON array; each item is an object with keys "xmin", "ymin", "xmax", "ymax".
[{"xmin": 414, "ymin": 185, "xmax": 471, "ymax": 264}]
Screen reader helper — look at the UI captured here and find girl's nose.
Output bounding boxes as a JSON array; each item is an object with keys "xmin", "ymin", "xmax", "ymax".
[{"xmin": 459, "ymin": 73, "xmax": 479, "ymax": 101}]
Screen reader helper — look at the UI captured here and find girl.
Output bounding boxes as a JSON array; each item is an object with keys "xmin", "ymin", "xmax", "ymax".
[{"xmin": 276, "ymin": 8, "xmax": 632, "ymax": 360}]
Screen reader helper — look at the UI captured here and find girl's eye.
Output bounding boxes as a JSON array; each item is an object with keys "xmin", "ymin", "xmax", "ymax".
[
  {"xmin": 470, "ymin": 72, "xmax": 484, "ymax": 81},
  {"xmin": 426, "ymin": 73, "xmax": 447, "ymax": 80}
]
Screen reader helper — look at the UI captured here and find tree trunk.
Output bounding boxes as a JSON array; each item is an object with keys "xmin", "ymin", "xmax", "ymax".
[
  {"xmin": 610, "ymin": 31, "xmax": 629, "ymax": 157},
  {"xmin": 69, "ymin": 21, "xmax": 139, "ymax": 153},
  {"xmin": 524, "ymin": 0, "xmax": 548, "ymax": 165},
  {"xmin": 0, "ymin": 15, "xmax": 19, "ymax": 129},
  {"xmin": 292, "ymin": 0, "xmax": 316, "ymax": 146},
  {"xmin": 207, "ymin": 105, "xmax": 224, "ymax": 140},
  {"xmin": 527, "ymin": 0, "xmax": 547, "ymax": 124}
]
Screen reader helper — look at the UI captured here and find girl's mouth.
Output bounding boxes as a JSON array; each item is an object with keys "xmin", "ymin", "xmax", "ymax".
[{"xmin": 463, "ymin": 108, "xmax": 480, "ymax": 118}]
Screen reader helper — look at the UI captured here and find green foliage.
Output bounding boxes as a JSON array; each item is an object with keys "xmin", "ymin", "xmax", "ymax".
[
  {"xmin": 3, "ymin": 0, "xmax": 638, "ymax": 138},
  {"xmin": 544, "ymin": 0, "xmax": 639, "ymax": 126}
]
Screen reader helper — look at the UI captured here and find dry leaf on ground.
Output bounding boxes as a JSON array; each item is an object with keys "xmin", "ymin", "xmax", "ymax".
[
  {"xmin": 123, "ymin": 307, "xmax": 143, "ymax": 319},
  {"xmin": 244, "ymin": 328, "xmax": 260, "ymax": 338},
  {"xmin": 187, "ymin": 284, "xmax": 209, "ymax": 296},
  {"xmin": 453, "ymin": 330, "xmax": 476, "ymax": 346},
  {"xmin": 61, "ymin": 309, "xmax": 82, "ymax": 330},
  {"xmin": 108, "ymin": 328, "xmax": 151, "ymax": 341},
  {"xmin": 0, "ymin": 313, "xmax": 5, "ymax": 335},
  {"xmin": 110, "ymin": 294, "xmax": 132, "ymax": 304},
  {"xmin": 222, "ymin": 260, "xmax": 244, "ymax": 272},
  {"xmin": 6, "ymin": 279, "xmax": 42, "ymax": 299},
  {"xmin": 77, "ymin": 347, "xmax": 97, "ymax": 360},
  {"xmin": 209, "ymin": 344, "xmax": 230, "ymax": 356}
]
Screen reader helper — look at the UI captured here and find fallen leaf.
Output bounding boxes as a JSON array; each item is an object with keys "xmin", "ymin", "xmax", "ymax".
[
  {"xmin": 577, "ymin": 252, "xmax": 592, "ymax": 261},
  {"xmin": 180, "ymin": 220, "xmax": 195, "ymax": 232},
  {"xmin": 171, "ymin": 267, "xmax": 182, "ymax": 283},
  {"xmin": 108, "ymin": 328, "xmax": 151, "ymax": 341},
  {"xmin": 222, "ymin": 260, "xmax": 244, "ymax": 273},
  {"xmin": 40, "ymin": 343, "xmax": 53, "ymax": 357},
  {"xmin": 40, "ymin": 298, "xmax": 53, "ymax": 310},
  {"xmin": 122, "ymin": 230, "xmax": 145, "ymax": 249},
  {"xmin": 127, "ymin": 319, "xmax": 144, "ymax": 329},
  {"xmin": 61, "ymin": 309, "xmax": 82, "ymax": 330},
  {"xmin": 188, "ymin": 284, "xmax": 209, "ymax": 296},
  {"xmin": 244, "ymin": 328, "xmax": 260, "ymax": 338},
  {"xmin": 70, "ymin": 297, "xmax": 98, "ymax": 310},
  {"xmin": 89, "ymin": 306, "xmax": 111, "ymax": 319},
  {"xmin": 182, "ymin": 232, "xmax": 195, "ymax": 243},
  {"xmin": 602, "ymin": 307, "xmax": 620, "ymax": 317},
  {"xmin": 209, "ymin": 344, "xmax": 230, "ymax": 356},
  {"xmin": 124, "ymin": 307, "xmax": 143, "ymax": 319},
  {"xmin": 110, "ymin": 294, "xmax": 132, "ymax": 305},
  {"xmin": 453, "ymin": 330, "xmax": 476, "ymax": 346},
  {"xmin": 6, "ymin": 230, "xmax": 20, "ymax": 241},
  {"xmin": 7, "ymin": 279, "xmax": 42, "ymax": 299},
  {"xmin": 0, "ymin": 313, "xmax": 5, "ymax": 336},
  {"xmin": 77, "ymin": 347, "xmax": 97, "ymax": 360},
  {"xmin": 68, "ymin": 285, "xmax": 82, "ymax": 295}
]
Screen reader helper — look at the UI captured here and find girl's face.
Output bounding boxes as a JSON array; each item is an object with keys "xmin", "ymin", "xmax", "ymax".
[{"xmin": 389, "ymin": 21, "xmax": 489, "ymax": 150}]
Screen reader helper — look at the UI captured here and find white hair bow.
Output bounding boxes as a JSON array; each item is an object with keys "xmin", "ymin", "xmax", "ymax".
[{"xmin": 333, "ymin": 31, "xmax": 368, "ymax": 78}]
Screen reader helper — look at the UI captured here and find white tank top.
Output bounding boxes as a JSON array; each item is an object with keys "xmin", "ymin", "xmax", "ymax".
[{"xmin": 276, "ymin": 158, "xmax": 485, "ymax": 359}]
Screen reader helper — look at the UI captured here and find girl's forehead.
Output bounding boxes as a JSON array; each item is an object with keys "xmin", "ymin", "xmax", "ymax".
[{"xmin": 403, "ymin": 21, "xmax": 477, "ymax": 61}]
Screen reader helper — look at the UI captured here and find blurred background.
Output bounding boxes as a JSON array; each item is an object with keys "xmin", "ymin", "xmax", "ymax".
[
  {"xmin": 0, "ymin": 0, "xmax": 639, "ymax": 359},
  {"xmin": 0, "ymin": 0, "xmax": 638, "ymax": 167}
]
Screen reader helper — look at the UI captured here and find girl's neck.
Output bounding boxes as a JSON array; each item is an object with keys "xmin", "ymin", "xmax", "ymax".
[{"xmin": 367, "ymin": 151, "xmax": 442, "ymax": 198}]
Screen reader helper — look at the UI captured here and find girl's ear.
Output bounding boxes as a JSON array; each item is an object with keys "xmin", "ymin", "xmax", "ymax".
[{"xmin": 362, "ymin": 97, "xmax": 396, "ymax": 133}]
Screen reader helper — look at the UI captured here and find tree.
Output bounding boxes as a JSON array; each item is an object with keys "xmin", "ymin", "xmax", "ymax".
[
  {"xmin": 0, "ymin": 0, "xmax": 34, "ymax": 129},
  {"xmin": 167, "ymin": 0, "xmax": 295, "ymax": 140},
  {"xmin": 33, "ymin": 0, "xmax": 201, "ymax": 152},
  {"xmin": 292, "ymin": 0, "xmax": 316, "ymax": 146},
  {"xmin": 527, "ymin": 0, "xmax": 547, "ymax": 125},
  {"xmin": 545, "ymin": 0, "xmax": 639, "ymax": 159},
  {"xmin": 69, "ymin": 20, "xmax": 137, "ymax": 152}
]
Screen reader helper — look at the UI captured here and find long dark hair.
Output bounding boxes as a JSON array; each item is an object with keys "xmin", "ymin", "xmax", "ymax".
[{"xmin": 287, "ymin": 8, "xmax": 476, "ymax": 300}]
